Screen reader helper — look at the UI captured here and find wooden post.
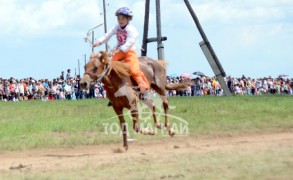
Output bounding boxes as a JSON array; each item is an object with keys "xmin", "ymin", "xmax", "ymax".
[
  {"xmin": 184, "ymin": 0, "xmax": 231, "ymax": 96},
  {"xmin": 91, "ymin": 31, "xmax": 94, "ymax": 52},
  {"xmin": 103, "ymin": 0, "xmax": 108, "ymax": 52},
  {"xmin": 78, "ymin": 59, "xmax": 80, "ymax": 76},
  {"xmin": 141, "ymin": 0, "xmax": 166, "ymax": 59},
  {"xmin": 141, "ymin": 0, "xmax": 150, "ymax": 56},
  {"xmin": 156, "ymin": 0, "xmax": 164, "ymax": 60}
]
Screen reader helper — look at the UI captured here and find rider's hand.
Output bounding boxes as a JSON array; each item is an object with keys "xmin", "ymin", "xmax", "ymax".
[
  {"xmin": 93, "ymin": 41, "xmax": 101, "ymax": 47},
  {"xmin": 111, "ymin": 48, "xmax": 120, "ymax": 56}
]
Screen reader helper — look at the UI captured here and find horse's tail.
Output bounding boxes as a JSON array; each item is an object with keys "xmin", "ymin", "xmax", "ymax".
[
  {"xmin": 156, "ymin": 60, "xmax": 168, "ymax": 70},
  {"xmin": 165, "ymin": 82, "xmax": 191, "ymax": 91}
]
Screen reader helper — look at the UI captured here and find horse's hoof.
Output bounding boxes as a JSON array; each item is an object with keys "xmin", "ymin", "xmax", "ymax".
[
  {"xmin": 156, "ymin": 123, "xmax": 163, "ymax": 129},
  {"xmin": 133, "ymin": 126, "xmax": 140, "ymax": 133},
  {"xmin": 140, "ymin": 128, "xmax": 146, "ymax": 135},
  {"xmin": 169, "ymin": 129, "xmax": 175, "ymax": 137},
  {"xmin": 148, "ymin": 129, "xmax": 155, "ymax": 135},
  {"xmin": 141, "ymin": 128, "xmax": 155, "ymax": 135},
  {"xmin": 124, "ymin": 145, "xmax": 128, "ymax": 151},
  {"xmin": 165, "ymin": 123, "xmax": 170, "ymax": 128}
]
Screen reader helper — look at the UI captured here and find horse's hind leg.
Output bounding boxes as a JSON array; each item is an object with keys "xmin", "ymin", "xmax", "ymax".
[
  {"xmin": 142, "ymin": 98, "xmax": 162, "ymax": 129},
  {"xmin": 153, "ymin": 85, "xmax": 175, "ymax": 137},
  {"xmin": 113, "ymin": 106, "xmax": 128, "ymax": 150},
  {"xmin": 161, "ymin": 96, "xmax": 175, "ymax": 136}
]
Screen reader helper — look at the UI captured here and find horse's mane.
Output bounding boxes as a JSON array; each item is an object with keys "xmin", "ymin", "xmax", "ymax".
[
  {"xmin": 98, "ymin": 51, "xmax": 131, "ymax": 78},
  {"xmin": 109, "ymin": 60, "xmax": 131, "ymax": 78}
]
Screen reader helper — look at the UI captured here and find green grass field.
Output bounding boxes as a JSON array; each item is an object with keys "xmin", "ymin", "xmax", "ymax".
[
  {"xmin": 1, "ymin": 96, "xmax": 293, "ymax": 179},
  {"xmin": 0, "ymin": 95, "xmax": 293, "ymax": 152}
]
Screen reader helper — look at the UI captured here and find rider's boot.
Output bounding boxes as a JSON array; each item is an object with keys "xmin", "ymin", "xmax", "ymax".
[{"xmin": 133, "ymin": 76, "xmax": 150, "ymax": 93}]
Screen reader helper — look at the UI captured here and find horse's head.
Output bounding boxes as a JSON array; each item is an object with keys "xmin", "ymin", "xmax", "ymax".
[{"xmin": 80, "ymin": 51, "xmax": 111, "ymax": 90}]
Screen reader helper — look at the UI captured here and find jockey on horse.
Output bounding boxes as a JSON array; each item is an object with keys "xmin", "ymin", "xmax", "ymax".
[
  {"xmin": 81, "ymin": 7, "xmax": 190, "ymax": 149},
  {"xmin": 93, "ymin": 7, "xmax": 150, "ymax": 94}
]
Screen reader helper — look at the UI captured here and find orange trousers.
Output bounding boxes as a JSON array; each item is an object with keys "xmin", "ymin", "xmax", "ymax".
[{"xmin": 112, "ymin": 50, "xmax": 150, "ymax": 91}]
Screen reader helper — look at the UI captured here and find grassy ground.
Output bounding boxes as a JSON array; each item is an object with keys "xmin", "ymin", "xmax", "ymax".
[
  {"xmin": 0, "ymin": 95, "xmax": 292, "ymax": 152},
  {"xmin": 0, "ymin": 95, "xmax": 293, "ymax": 179}
]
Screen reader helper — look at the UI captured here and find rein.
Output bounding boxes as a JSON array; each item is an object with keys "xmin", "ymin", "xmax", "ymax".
[{"xmin": 85, "ymin": 63, "xmax": 111, "ymax": 82}]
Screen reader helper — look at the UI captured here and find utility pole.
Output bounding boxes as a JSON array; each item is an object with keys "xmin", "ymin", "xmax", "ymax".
[
  {"xmin": 183, "ymin": 0, "xmax": 232, "ymax": 96},
  {"xmin": 78, "ymin": 59, "xmax": 80, "ymax": 76},
  {"xmin": 84, "ymin": 54, "xmax": 86, "ymax": 66},
  {"xmin": 155, "ymin": 0, "xmax": 164, "ymax": 60},
  {"xmin": 103, "ymin": 0, "xmax": 108, "ymax": 52},
  {"xmin": 141, "ymin": 0, "xmax": 231, "ymax": 96},
  {"xmin": 141, "ymin": 0, "xmax": 150, "ymax": 57},
  {"xmin": 141, "ymin": 0, "xmax": 167, "ymax": 60},
  {"xmin": 91, "ymin": 31, "xmax": 94, "ymax": 52}
]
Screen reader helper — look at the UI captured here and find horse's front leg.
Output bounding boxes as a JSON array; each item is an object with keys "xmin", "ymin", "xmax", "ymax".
[
  {"xmin": 130, "ymin": 103, "xmax": 155, "ymax": 136},
  {"xmin": 113, "ymin": 106, "xmax": 128, "ymax": 150},
  {"xmin": 131, "ymin": 108, "xmax": 140, "ymax": 133}
]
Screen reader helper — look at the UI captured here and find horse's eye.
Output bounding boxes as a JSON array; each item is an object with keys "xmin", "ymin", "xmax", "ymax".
[{"xmin": 93, "ymin": 67, "xmax": 98, "ymax": 73}]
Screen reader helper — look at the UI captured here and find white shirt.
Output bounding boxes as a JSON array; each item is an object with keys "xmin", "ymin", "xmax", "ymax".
[
  {"xmin": 14, "ymin": 84, "xmax": 19, "ymax": 93},
  {"xmin": 235, "ymin": 85, "xmax": 242, "ymax": 94},
  {"xmin": 263, "ymin": 80, "xmax": 268, "ymax": 89},
  {"xmin": 64, "ymin": 84, "xmax": 71, "ymax": 93},
  {"xmin": 18, "ymin": 83, "xmax": 24, "ymax": 94},
  {"xmin": 98, "ymin": 24, "xmax": 139, "ymax": 52},
  {"xmin": 28, "ymin": 84, "xmax": 33, "ymax": 94},
  {"xmin": 52, "ymin": 85, "xmax": 57, "ymax": 94}
]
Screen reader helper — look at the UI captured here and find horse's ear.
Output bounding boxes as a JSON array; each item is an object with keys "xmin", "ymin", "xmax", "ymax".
[
  {"xmin": 99, "ymin": 51, "xmax": 106, "ymax": 58},
  {"xmin": 99, "ymin": 50, "xmax": 110, "ymax": 64},
  {"xmin": 90, "ymin": 52, "xmax": 100, "ymax": 59}
]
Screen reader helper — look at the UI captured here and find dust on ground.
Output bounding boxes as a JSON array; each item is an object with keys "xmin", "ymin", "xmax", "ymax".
[{"xmin": 0, "ymin": 132, "xmax": 292, "ymax": 172}]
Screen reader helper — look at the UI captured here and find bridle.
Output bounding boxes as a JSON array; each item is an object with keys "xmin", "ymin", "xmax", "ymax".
[{"xmin": 84, "ymin": 62, "xmax": 111, "ymax": 82}]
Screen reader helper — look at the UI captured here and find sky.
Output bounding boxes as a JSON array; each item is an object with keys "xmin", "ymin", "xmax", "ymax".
[{"xmin": 0, "ymin": 0, "xmax": 292, "ymax": 80}]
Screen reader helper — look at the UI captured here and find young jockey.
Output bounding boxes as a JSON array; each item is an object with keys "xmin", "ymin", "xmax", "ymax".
[{"xmin": 93, "ymin": 7, "xmax": 150, "ymax": 93}]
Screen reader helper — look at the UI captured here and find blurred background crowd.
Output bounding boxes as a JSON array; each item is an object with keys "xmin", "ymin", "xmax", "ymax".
[
  {"xmin": 0, "ymin": 70, "xmax": 292, "ymax": 102},
  {"xmin": 0, "ymin": 69, "xmax": 106, "ymax": 102},
  {"xmin": 167, "ymin": 75, "xmax": 293, "ymax": 97}
]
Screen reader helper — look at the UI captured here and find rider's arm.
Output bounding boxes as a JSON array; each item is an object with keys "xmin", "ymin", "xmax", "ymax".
[{"xmin": 95, "ymin": 25, "xmax": 118, "ymax": 46}]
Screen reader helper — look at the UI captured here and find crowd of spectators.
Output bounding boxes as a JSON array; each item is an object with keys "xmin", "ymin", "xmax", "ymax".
[
  {"xmin": 0, "ymin": 69, "xmax": 106, "ymax": 102},
  {"xmin": 1, "ymin": 71, "xmax": 292, "ymax": 102},
  {"xmin": 166, "ymin": 75, "xmax": 293, "ymax": 96}
]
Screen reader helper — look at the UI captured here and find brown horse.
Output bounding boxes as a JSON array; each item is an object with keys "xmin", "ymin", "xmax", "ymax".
[{"xmin": 80, "ymin": 51, "xmax": 188, "ymax": 150}]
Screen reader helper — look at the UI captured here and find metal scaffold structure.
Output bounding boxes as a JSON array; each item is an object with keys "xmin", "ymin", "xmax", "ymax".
[{"xmin": 141, "ymin": 0, "xmax": 232, "ymax": 96}]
